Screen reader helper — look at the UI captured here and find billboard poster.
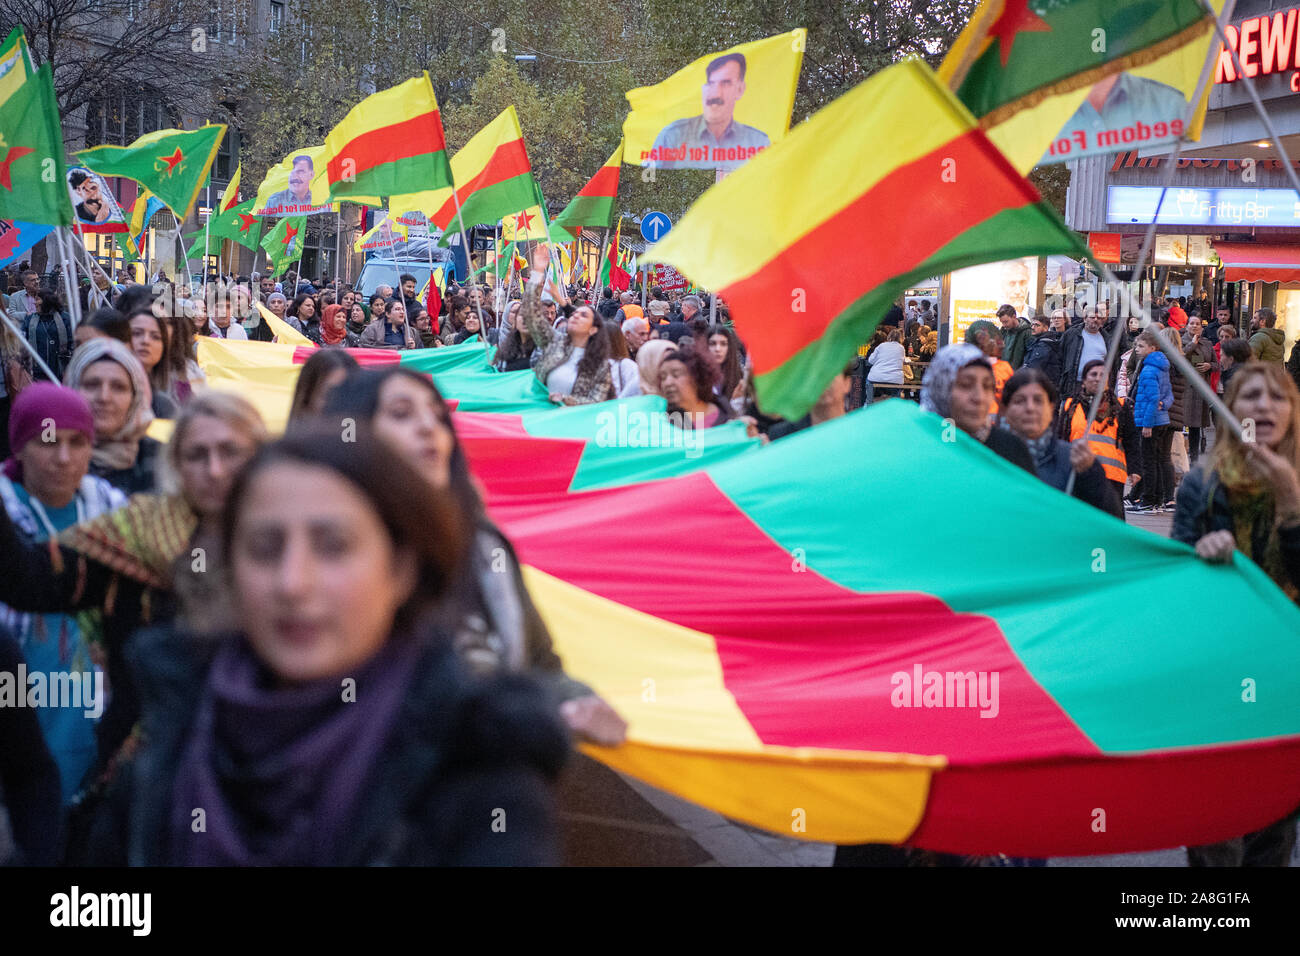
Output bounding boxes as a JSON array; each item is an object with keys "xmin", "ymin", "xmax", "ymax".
[{"xmin": 948, "ymin": 257, "xmax": 1037, "ymax": 344}]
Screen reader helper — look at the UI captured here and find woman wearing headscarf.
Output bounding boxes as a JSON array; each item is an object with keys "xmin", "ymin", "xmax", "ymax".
[
  {"xmin": 83, "ymin": 428, "xmax": 568, "ymax": 866},
  {"xmin": 322, "ymin": 369, "xmax": 627, "ymax": 747},
  {"xmin": 1174, "ymin": 361, "xmax": 1300, "ymax": 866},
  {"xmin": 919, "ymin": 343, "xmax": 1035, "ymax": 474},
  {"xmin": 310, "ymin": 303, "xmax": 361, "ymax": 349},
  {"xmin": 635, "ymin": 339, "xmax": 675, "ymax": 397},
  {"xmin": 63, "ymin": 338, "xmax": 160, "ymax": 495}
]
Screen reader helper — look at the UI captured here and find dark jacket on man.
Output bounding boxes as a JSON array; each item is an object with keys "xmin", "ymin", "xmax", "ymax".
[
  {"xmin": 1023, "ymin": 329, "xmax": 1064, "ymax": 387},
  {"xmin": 1001, "ymin": 319, "xmax": 1033, "ymax": 370},
  {"xmin": 1059, "ymin": 318, "xmax": 1118, "ymax": 397}
]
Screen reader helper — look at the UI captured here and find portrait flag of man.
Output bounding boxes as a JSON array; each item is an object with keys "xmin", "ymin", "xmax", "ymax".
[
  {"xmin": 252, "ymin": 145, "xmax": 337, "ymax": 217},
  {"xmin": 645, "ymin": 58, "xmax": 1089, "ymax": 421},
  {"xmin": 939, "ymin": 0, "xmax": 1228, "ymax": 173},
  {"xmin": 623, "ymin": 29, "xmax": 804, "ymax": 173},
  {"xmin": 75, "ymin": 124, "xmax": 226, "ymax": 220},
  {"xmin": 354, "ymin": 214, "xmax": 408, "ymax": 253},
  {"xmin": 0, "ymin": 63, "xmax": 72, "ymax": 226}
]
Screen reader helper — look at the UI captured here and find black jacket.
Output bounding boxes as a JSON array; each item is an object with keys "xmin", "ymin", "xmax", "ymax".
[
  {"xmin": 1023, "ymin": 330, "xmax": 1063, "ymax": 386},
  {"xmin": 1172, "ymin": 468, "xmax": 1300, "ymax": 596},
  {"xmin": 1030, "ymin": 436, "xmax": 1123, "ymax": 519},
  {"xmin": 84, "ymin": 626, "xmax": 568, "ymax": 866},
  {"xmin": 1058, "ymin": 319, "xmax": 1119, "ymax": 398}
]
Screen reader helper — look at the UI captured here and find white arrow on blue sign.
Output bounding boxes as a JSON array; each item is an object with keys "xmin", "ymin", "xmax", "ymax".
[{"xmin": 640, "ymin": 211, "xmax": 672, "ymax": 242}]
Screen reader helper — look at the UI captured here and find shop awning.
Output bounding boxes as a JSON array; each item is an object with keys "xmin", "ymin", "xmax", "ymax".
[{"xmin": 1213, "ymin": 242, "xmax": 1300, "ymax": 282}]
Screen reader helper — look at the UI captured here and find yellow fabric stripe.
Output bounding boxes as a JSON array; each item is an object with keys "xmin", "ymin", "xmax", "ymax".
[
  {"xmin": 389, "ymin": 106, "xmax": 524, "ymax": 221},
  {"xmin": 524, "ymin": 565, "xmax": 944, "ymax": 843},
  {"xmin": 196, "ymin": 338, "xmax": 300, "ymax": 434},
  {"xmin": 645, "ymin": 59, "xmax": 979, "ymax": 290},
  {"xmin": 256, "ymin": 302, "xmax": 313, "ymax": 347},
  {"xmin": 585, "ymin": 742, "xmax": 936, "ymax": 844},
  {"xmin": 326, "ymin": 73, "xmax": 439, "ymax": 148}
]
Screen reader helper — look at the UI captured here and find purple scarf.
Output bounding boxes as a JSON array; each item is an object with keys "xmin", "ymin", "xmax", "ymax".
[{"xmin": 168, "ymin": 634, "xmax": 420, "ymax": 866}]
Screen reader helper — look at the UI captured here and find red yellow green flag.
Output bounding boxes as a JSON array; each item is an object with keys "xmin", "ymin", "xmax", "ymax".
[
  {"xmin": 646, "ymin": 58, "xmax": 1089, "ymax": 420},
  {"xmin": 218, "ymin": 162, "xmax": 241, "ymax": 215},
  {"xmin": 551, "ymin": 140, "xmax": 622, "ymax": 242},
  {"xmin": 324, "ymin": 72, "xmax": 452, "ymax": 201}
]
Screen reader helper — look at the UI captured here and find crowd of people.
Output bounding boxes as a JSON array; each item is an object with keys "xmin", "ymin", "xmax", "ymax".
[{"xmin": 1, "ymin": 253, "xmax": 1299, "ymax": 867}]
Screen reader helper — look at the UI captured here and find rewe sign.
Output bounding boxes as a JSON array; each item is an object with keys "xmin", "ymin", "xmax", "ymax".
[{"xmin": 1216, "ymin": 8, "xmax": 1300, "ymax": 91}]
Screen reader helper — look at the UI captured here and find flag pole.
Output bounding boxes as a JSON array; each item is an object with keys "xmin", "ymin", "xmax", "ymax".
[
  {"xmin": 54, "ymin": 230, "xmax": 82, "ymax": 324},
  {"xmin": 1064, "ymin": 0, "xmax": 1238, "ymax": 494},
  {"xmin": 334, "ymin": 206, "xmax": 342, "ymax": 290},
  {"xmin": 591, "ymin": 226, "xmax": 610, "ymax": 305},
  {"xmin": 202, "ymin": 181, "xmax": 212, "ymax": 301}
]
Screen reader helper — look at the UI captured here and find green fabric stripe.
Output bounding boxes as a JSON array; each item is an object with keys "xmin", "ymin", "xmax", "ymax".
[
  {"xmin": 709, "ymin": 400, "xmax": 1300, "ymax": 752},
  {"xmin": 552, "ymin": 194, "xmax": 615, "ymax": 232},
  {"xmin": 337, "ymin": 152, "xmax": 450, "ymax": 201},
  {"xmin": 399, "ymin": 337, "xmax": 498, "ymax": 375},
  {"xmin": 438, "ymin": 171, "xmax": 539, "ymax": 243},
  {"xmin": 957, "ymin": 0, "xmax": 1209, "ymax": 118},
  {"xmin": 429, "ymin": 367, "xmax": 555, "ymax": 413},
  {"xmin": 519, "ymin": 396, "xmax": 759, "ymax": 491},
  {"xmin": 755, "ymin": 202, "xmax": 1088, "ymax": 420}
]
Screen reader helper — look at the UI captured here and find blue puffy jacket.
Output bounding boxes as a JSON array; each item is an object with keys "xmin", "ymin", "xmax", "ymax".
[{"xmin": 1132, "ymin": 350, "xmax": 1173, "ymax": 427}]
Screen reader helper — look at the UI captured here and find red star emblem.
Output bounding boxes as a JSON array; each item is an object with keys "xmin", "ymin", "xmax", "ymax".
[
  {"xmin": 514, "ymin": 209, "xmax": 535, "ymax": 232},
  {"xmin": 160, "ymin": 148, "xmax": 184, "ymax": 173},
  {"xmin": 0, "ymin": 146, "xmax": 33, "ymax": 191},
  {"xmin": 237, "ymin": 212, "xmax": 257, "ymax": 233},
  {"xmin": 987, "ymin": 0, "xmax": 1051, "ymax": 67},
  {"xmin": 282, "ymin": 223, "xmax": 299, "ymax": 246}
]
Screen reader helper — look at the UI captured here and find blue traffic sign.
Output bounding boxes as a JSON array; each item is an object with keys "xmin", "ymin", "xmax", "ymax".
[{"xmin": 640, "ymin": 211, "xmax": 672, "ymax": 242}]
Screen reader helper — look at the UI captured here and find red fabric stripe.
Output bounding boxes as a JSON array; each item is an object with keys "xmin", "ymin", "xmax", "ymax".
[
  {"xmin": 910, "ymin": 739, "xmax": 1300, "ymax": 856},
  {"xmin": 489, "ymin": 472, "xmax": 1093, "ymax": 763},
  {"xmin": 577, "ymin": 164, "xmax": 619, "ymax": 198},
  {"xmin": 325, "ymin": 110, "xmax": 446, "ymax": 182},
  {"xmin": 431, "ymin": 138, "xmax": 531, "ymax": 225},
  {"xmin": 722, "ymin": 129, "xmax": 1038, "ymax": 374},
  {"xmin": 453, "ymin": 411, "xmax": 586, "ymax": 498}
]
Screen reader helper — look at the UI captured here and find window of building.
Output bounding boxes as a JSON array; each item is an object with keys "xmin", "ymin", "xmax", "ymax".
[
  {"xmin": 209, "ymin": 0, "xmax": 221, "ymax": 41},
  {"xmin": 270, "ymin": 1, "xmax": 283, "ymax": 34},
  {"xmin": 84, "ymin": 93, "xmax": 175, "ymax": 148},
  {"xmin": 213, "ymin": 126, "xmax": 237, "ymax": 181}
]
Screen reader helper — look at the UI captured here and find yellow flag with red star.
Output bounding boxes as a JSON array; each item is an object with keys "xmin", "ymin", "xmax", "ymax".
[{"xmin": 501, "ymin": 203, "xmax": 548, "ymax": 241}]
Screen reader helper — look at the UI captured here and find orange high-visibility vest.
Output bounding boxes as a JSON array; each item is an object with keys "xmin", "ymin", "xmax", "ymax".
[{"xmin": 1067, "ymin": 398, "xmax": 1127, "ymax": 483}]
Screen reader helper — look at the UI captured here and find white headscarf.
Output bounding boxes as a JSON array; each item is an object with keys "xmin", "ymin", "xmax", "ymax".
[{"xmin": 63, "ymin": 337, "xmax": 155, "ymax": 472}]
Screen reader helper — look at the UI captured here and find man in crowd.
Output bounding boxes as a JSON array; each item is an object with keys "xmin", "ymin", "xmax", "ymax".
[
  {"xmin": 208, "ymin": 291, "xmax": 248, "ymax": 340},
  {"xmin": 997, "ymin": 303, "xmax": 1032, "ymax": 370},
  {"xmin": 1250, "ymin": 307, "xmax": 1286, "ymax": 363},
  {"xmin": 7, "ymin": 269, "xmax": 40, "ymax": 315},
  {"xmin": 769, "ymin": 364, "xmax": 853, "ymax": 439},
  {"xmin": 1024, "ymin": 310, "xmax": 1064, "ymax": 386},
  {"xmin": 399, "ymin": 273, "xmax": 421, "ymax": 318},
  {"xmin": 1060, "ymin": 305, "xmax": 1110, "ymax": 397},
  {"xmin": 622, "ymin": 315, "xmax": 650, "ymax": 357}
]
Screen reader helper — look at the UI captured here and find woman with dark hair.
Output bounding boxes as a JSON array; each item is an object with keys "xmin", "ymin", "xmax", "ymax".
[
  {"xmin": 322, "ymin": 368, "xmax": 626, "ymax": 747},
  {"xmin": 289, "ymin": 348, "xmax": 360, "ymax": 422},
  {"xmin": 83, "ymin": 427, "xmax": 567, "ymax": 866},
  {"xmin": 1059, "ymin": 359, "xmax": 1141, "ymax": 515},
  {"xmin": 1000, "ymin": 366, "xmax": 1121, "ymax": 516},
  {"xmin": 365, "ymin": 292, "xmax": 386, "ymax": 326},
  {"xmin": 440, "ymin": 295, "xmax": 471, "ymax": 346},
  {"xmin": 495, "ymin": 300, "xmax": 535, "ymax": 372},
  {"xmin": 523, "ymin": 258, "xmax": 613, "ymax": 406},
  {"xmin": 287, "ymin": 293, "xmax": 320, "ymax": 341},
  {"xmin": 659, "ymin": 347, "xmax": 732, "ymax": 429},
  {"xmin": 25, "ymin": 287, "xmax": 75, "ymax": 382},
  {"xmin": 605, "ymin": 321, "xmax": 641, "ymax": 398},
  {"xmin": 347, "ymin": 301, "xmax": 369, "ymax": 337},
  {"xmin": 310, "ymin": 303, "xmax": 361, "ymax": 349},
  {"xmin": 72, "ymin": 307, "xmax": 131, "ymax": 350},
  {"xmin": 706, "ymin": 325, "xmax": 745, "ymax": 402},
  {"xmin": 453, "ymin": 308, "xmax": 484, "ymax": 345},
  {"xmin": 1174, "ymin": 361, "xmax": 1300, "ymax": 866},
  {"xmin": 126, "ymin": 308, "xmax": 180, "ymax": 419},
  {"xmin": 162, "ymin": 312, "xmax": 204, "ymax": 404}
]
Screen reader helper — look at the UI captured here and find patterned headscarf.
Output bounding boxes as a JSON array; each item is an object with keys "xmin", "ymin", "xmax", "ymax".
[
  {"xmin": 920, "ymin": 343, "xmax": 991, "ymax": 419},
  {"xmin": 63, "ymin": 337, "xmax": 154, "ymax": 473}
]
